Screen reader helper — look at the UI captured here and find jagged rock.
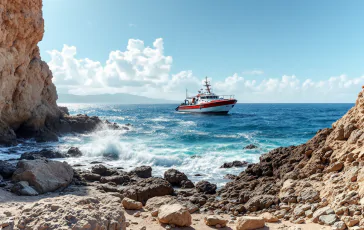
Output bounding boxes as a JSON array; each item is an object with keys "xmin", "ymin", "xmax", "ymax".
[
  {"xmin": 236, "ymin": 216, "xmax": 265, "ymax": 230},
  {"xmin": 122, "ymin": 197, "xmax": 143, "ymax": 210},
  {"xmin": 12, "ymin": 159, "xmax": 73, "ymax": 194},
  {"xmin": 195, "ymin": 180, "xmax": 217, "ymax": 194},
  {"xmin": 64, "ymin": 115, "xmax": 103, "ymax": 133},
  {"xmin": 14, "ymin": 195, "xmax": 126, "ymax": 229},
  {"xmin": 11, "ymin": 181, "xmax": 39, "ymax": 196},
  {"xmin": 91, "ymin": 164, "xmax": 117, "ymax": 176},
  {"xmin": 341, "ymin": 216, "xmax": 359, "ymax": 227},
  {"xmin": 20, "ymin": 149, "xmax": 65, "ymax": 160},
  {"xmin": 332, "ymin": 221, "xmax": 346, "ymax": 230},
  {"xmin": 164, "ymin": 169, "xmax": 188, "ymax": 186},
  {"xmin": 181, "ymin": 180, "xmax": 194, "ymax": 188},
  {"xmin": 82, "ymin": 173, "xmax": 101, "ymax": 182},
  {"xmin": 130, "ymin": 166, "xmax": 152, "ymax": 178},
  {"xmin": 100, "ymin": 175, "xmax": 130, "ymax": 185},
  {"xmin": 58, "ymin": 106, "xmax": 69, "ymax": 116},
  {"xmin": 244, "ymin": 195, "xmax": 278, "ymax": 212},
  {"xmin": 0, "ymin": 161, "xmax": 16, "ymax": 178},
  {"xmin": 67, "ymin": 147, "xmax": 82, "ymax": 157},
  {"xmin": 158, "ymin": 204, "xmax": 192, "ymax": 227},
  {"xmin": 204, "ymin": 215, "xmax": 228, "ymax": 227},
  {"xmin": 244, "ymin": 144, "xmax": 258, "ymax": 149},
  {"xmin": 224, "ymin": 174, "xmax": 237, "ymax": 180},
  {"xmin": 220, "ymin": 160, "xmax": 248, "ymax": 168},
  {"xmin": 121, "ymin": 177, "xmax": 174, "ymax": 204}
]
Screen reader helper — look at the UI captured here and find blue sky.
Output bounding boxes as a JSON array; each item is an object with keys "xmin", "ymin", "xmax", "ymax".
[{"xmin": 40, "ymin": 0, "xmax": 364, "ymax": 102}]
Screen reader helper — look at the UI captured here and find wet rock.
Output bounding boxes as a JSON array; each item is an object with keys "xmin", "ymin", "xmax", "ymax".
[
  {"xmin": 196, "ymin": 180, "xmax": 217, "ymax": 194},
  {"xmin": 181, "ymin": 180, "xmax": 195, "ymax": 188},
  {"xmin": 0, "ymin": 161, "xmax": 16, "ymax": 178},
  {"xmin": 100, "ymin": 174, "xmax": 130, "ymax": 185},
  {"xmin": 64, "ymin": 114, "xmax": 103, "ymax": 133},
  {"xmin": 236, "ymin": 216, "xmax": 265, "ymax": 230},
  {"xmin": 130, "ymin": 166, "xmax": 152, "ymax": 178},
  {"xmin": 244, "ymin": 144, "xmax": 258, "ymax": 149},
  {"xmin": 122, "ymin": 197, "xmax": 143, "ymax": 210},
  {"xmin": 164, "ymin": 169, "xmax": 188, "ymax": 186},
  {"xmin": 82, "ymin": 173, "xmax": 101, "ymax": 181},
  {"xmin": 91, "ymin": 164, "xmax": 117, "ymax": 176},
  {"xmin": 20, "ymin": 149, "xmax": 65, "ymax": 160},
  {"xmin": 11, "ymin": 181, "xmax": 39, "ymax": 196},
  {"xmin": 224, "ymin": 174, "xmax": 237, "ymax": 180},
  {"xmin": 158, "ymin": 204, "xmax": 192, "ymax": 227},
  {"xmin": 66, "ymin": 147, "xmax": 82, "ymax": 157},
  {"xmin": 121, "ymin": 177, "xmax": 174, "ymax": 204},
  {"xmin": 220, "ymin": 160, "xmax": 248, "ymax": 168},
  {"xmin": 12, "ymin": 159, "xmax": 73, "ymax": 194},
  {"xmin": 58, "ymin": 106, "xmax": 69, "ymax": 116},
  {"xmin": 204, "ymin": 215, "xmax": 228, "ymax": 227}
]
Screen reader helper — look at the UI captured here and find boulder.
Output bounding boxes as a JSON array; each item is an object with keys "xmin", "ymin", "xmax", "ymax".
[
  {"xmin": 0, "ymin": 161, "xmax": 16, "ymax": 178},
  {"xmin": 164, "ymin": 169, "xmax": 188, "ymax": 186},
  {"xmin": 121, "ymin": 197, "xmax": 143, "ymax": 210},
  {"xmin": 12, "ymin": 159, "xmax": 74, "ymax": 194},
  {"xmin": 204, "ymin": 215, "xmax": 228, "ymax": 227},
  {"xmin": 332, "ymin": 221, "xmax": 346, "ymax": 230},
  {"xmin": 195, "ymin": 180, "xmax": 217, "ymax": 194},
  {"xmin": 220, "ymin": 160, "xmax": 248, "ymax": 168},
  {"xmin": 82, "ymin": 173, "xmax": 101, "ymax": 181},
  {"xmin": 11, "ymin": 181, "xmax": 39, "ymax": 196},
  {"xmin": 181, "ymin": 179, "xmax": 194, "ymax": 188},
  {"xmin": 236, "ymin": 216, "xmax": 265, "ymax": 230},
  {"xmin": 244, "ymin": 195, "xmax": 278, "ymax": 212},
  {"xmin": 312, "ymin": 206, "xmax": 335, "ymax": 223},
  {"xmin": 319, "ymin": 214, "xmax": 337, "ymax": 225},
  {"xmin": 91, "ymin": 164, "xmax": 117, "ymax": 176},
  {"xmin": 20, "ymin": 149, "xmax": 65, "ymax": 160},
  {"xmin": 145, "ymin": 196, "xmax": 178, "ymax": 211},
  {"xmin": 67, "ymin": 147, "xmax": 82, "ymax": 157},
  {"xmin": 121, "ymin": 177, "xmax": 174, "ymax": 204},
  {"xmin": 260, "ymin": 212, "xmax": 279, "ymax": 223},
  {"xmin": 64, "ymin": 115, "xmax": 103, "ymax": 133},
  {"xmin": 130, "ymin": 166, "xmax": 152, "ymax": 178},
  {"xmin": 158, "ymin": 204, "xmax": 192, "ymax": 227},
  {"xmin": 100, "ymin": 175, "xmax": 130, "ymax": 185}
]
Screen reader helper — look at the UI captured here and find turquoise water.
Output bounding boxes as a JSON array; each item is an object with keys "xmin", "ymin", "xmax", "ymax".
[{"xmin": 0, "ymin": 103, "xmax": 353, "ymax": 186}]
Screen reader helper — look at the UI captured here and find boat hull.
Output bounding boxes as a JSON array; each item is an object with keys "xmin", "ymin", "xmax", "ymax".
[{"xmin": 176, "ymin": 100, "xmax": 237, "ymax": 114}]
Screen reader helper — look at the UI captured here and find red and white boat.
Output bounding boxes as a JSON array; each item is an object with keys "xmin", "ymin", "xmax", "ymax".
[{"xmin": 175, "ymin": 77, "xmax": 237, "ymax": 114}]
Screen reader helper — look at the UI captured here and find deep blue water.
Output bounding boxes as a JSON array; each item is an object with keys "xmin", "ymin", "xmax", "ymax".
[{"xmin": 0, "ymin": 103, "xmax": 353, "ymax": 186}]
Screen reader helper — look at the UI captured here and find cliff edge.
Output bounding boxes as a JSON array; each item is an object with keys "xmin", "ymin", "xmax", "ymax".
[{"xmin": 0, "ymin": 0, "xmax": 60, "ymax": 145}]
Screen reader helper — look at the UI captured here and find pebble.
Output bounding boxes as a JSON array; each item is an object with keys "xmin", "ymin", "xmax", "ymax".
[{"xmin": 133, "ymin": 211, "xmax": 141, "ymax": 217}]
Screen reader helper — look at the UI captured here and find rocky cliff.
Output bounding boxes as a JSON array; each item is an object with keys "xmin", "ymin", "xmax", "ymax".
[
  {"xmin": 216, "ymin": 91, "xmax": 364, "ymax": 227},
  {"xmin": 0, "ymin": 0, "xmax": 60, "ymax": 145}
]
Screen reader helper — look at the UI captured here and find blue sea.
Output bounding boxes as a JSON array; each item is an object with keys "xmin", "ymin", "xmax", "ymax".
[{"xmin": 0, "ymin": 103, "xmax": 353, "ymax": 186}]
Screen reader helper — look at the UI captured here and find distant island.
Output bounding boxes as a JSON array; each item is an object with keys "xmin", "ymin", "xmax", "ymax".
[{"xmin": 57, "ymin": 93, "xmax": 178, "ymax": 104}]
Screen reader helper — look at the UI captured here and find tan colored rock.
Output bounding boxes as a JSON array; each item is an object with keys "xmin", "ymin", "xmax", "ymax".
[
  {"xmin": 158, "ymin": 204, "xmax": 192, "ymax": 227},
  {"xmin": 144, "ymin": 195, "xmax": 177, "ymax": 211},
  {"xmin": 260, "ymin": 212, "xmax": 279, "ymax": 223},
  {"xmin": 121, "ymin": 197, "xmax": 143, "ymax": 210},
  {"xmin": 12, "ymin": 159, "xmax": 73, "ymax": 194},
  {"xmin": 0, "ymin": 0, "xmax": 61, "ymax": 145},
  {"xmin": 236, "ymin": 216, "xmax": 265, "ymax": 230},
  {"xmin": 204, "ymin": 215, "xmax": 228, "ymax": 227}
]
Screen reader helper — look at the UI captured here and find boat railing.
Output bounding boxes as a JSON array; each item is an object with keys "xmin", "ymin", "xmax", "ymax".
[{"xmin": 218, "ymin": 95, "xmax": 235, "ymax": 99}]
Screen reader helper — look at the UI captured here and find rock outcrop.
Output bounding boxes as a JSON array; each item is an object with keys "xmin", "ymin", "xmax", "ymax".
[
  {"xmin": 0, "ymin": 0, "xmax": 60, "ymax": 145},
  {"xmin": 214, "ymin": 91, "xmax": 364, "ymax": 228}
]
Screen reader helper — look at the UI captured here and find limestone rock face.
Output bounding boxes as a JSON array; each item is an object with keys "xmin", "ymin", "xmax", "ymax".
[
  {"xmin": 0, "ymin": 0, "xmax": 61, "ymax": 145},
  {"xmin": 15, "ymin": 195, "xmax": 126, "ymax": 229},
  {"xmin": 12, "ymin": 159, "xmax": 74, "ymax": 194}
]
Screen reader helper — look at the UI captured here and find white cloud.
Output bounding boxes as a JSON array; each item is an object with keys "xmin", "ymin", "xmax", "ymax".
[
  {"xmin": 48, "ymin": 38, "xmax": 364, "ymax": 103},
  {"xmin": 242, "ymin": 70, "xmax": 264, "ymax": 76}
]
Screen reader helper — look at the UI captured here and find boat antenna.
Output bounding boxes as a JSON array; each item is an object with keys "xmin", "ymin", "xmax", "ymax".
[{"xmin": 204, "ymin": 76, "xmax": 211, "ymax": 94}]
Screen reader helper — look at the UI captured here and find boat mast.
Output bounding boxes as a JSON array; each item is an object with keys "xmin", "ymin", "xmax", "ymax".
[
  {"xmin": 186, "ymin": 88, "xmax": 188, "ymax": 99},
  {"xmin": 204, "ymin": 76, "xmax": 211, "ymax": 94}
]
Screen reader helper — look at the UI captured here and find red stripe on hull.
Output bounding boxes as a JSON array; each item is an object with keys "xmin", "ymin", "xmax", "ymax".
[{"xmin": 178, "ymin": 99, "xmax": 237, "ymax": 110}]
